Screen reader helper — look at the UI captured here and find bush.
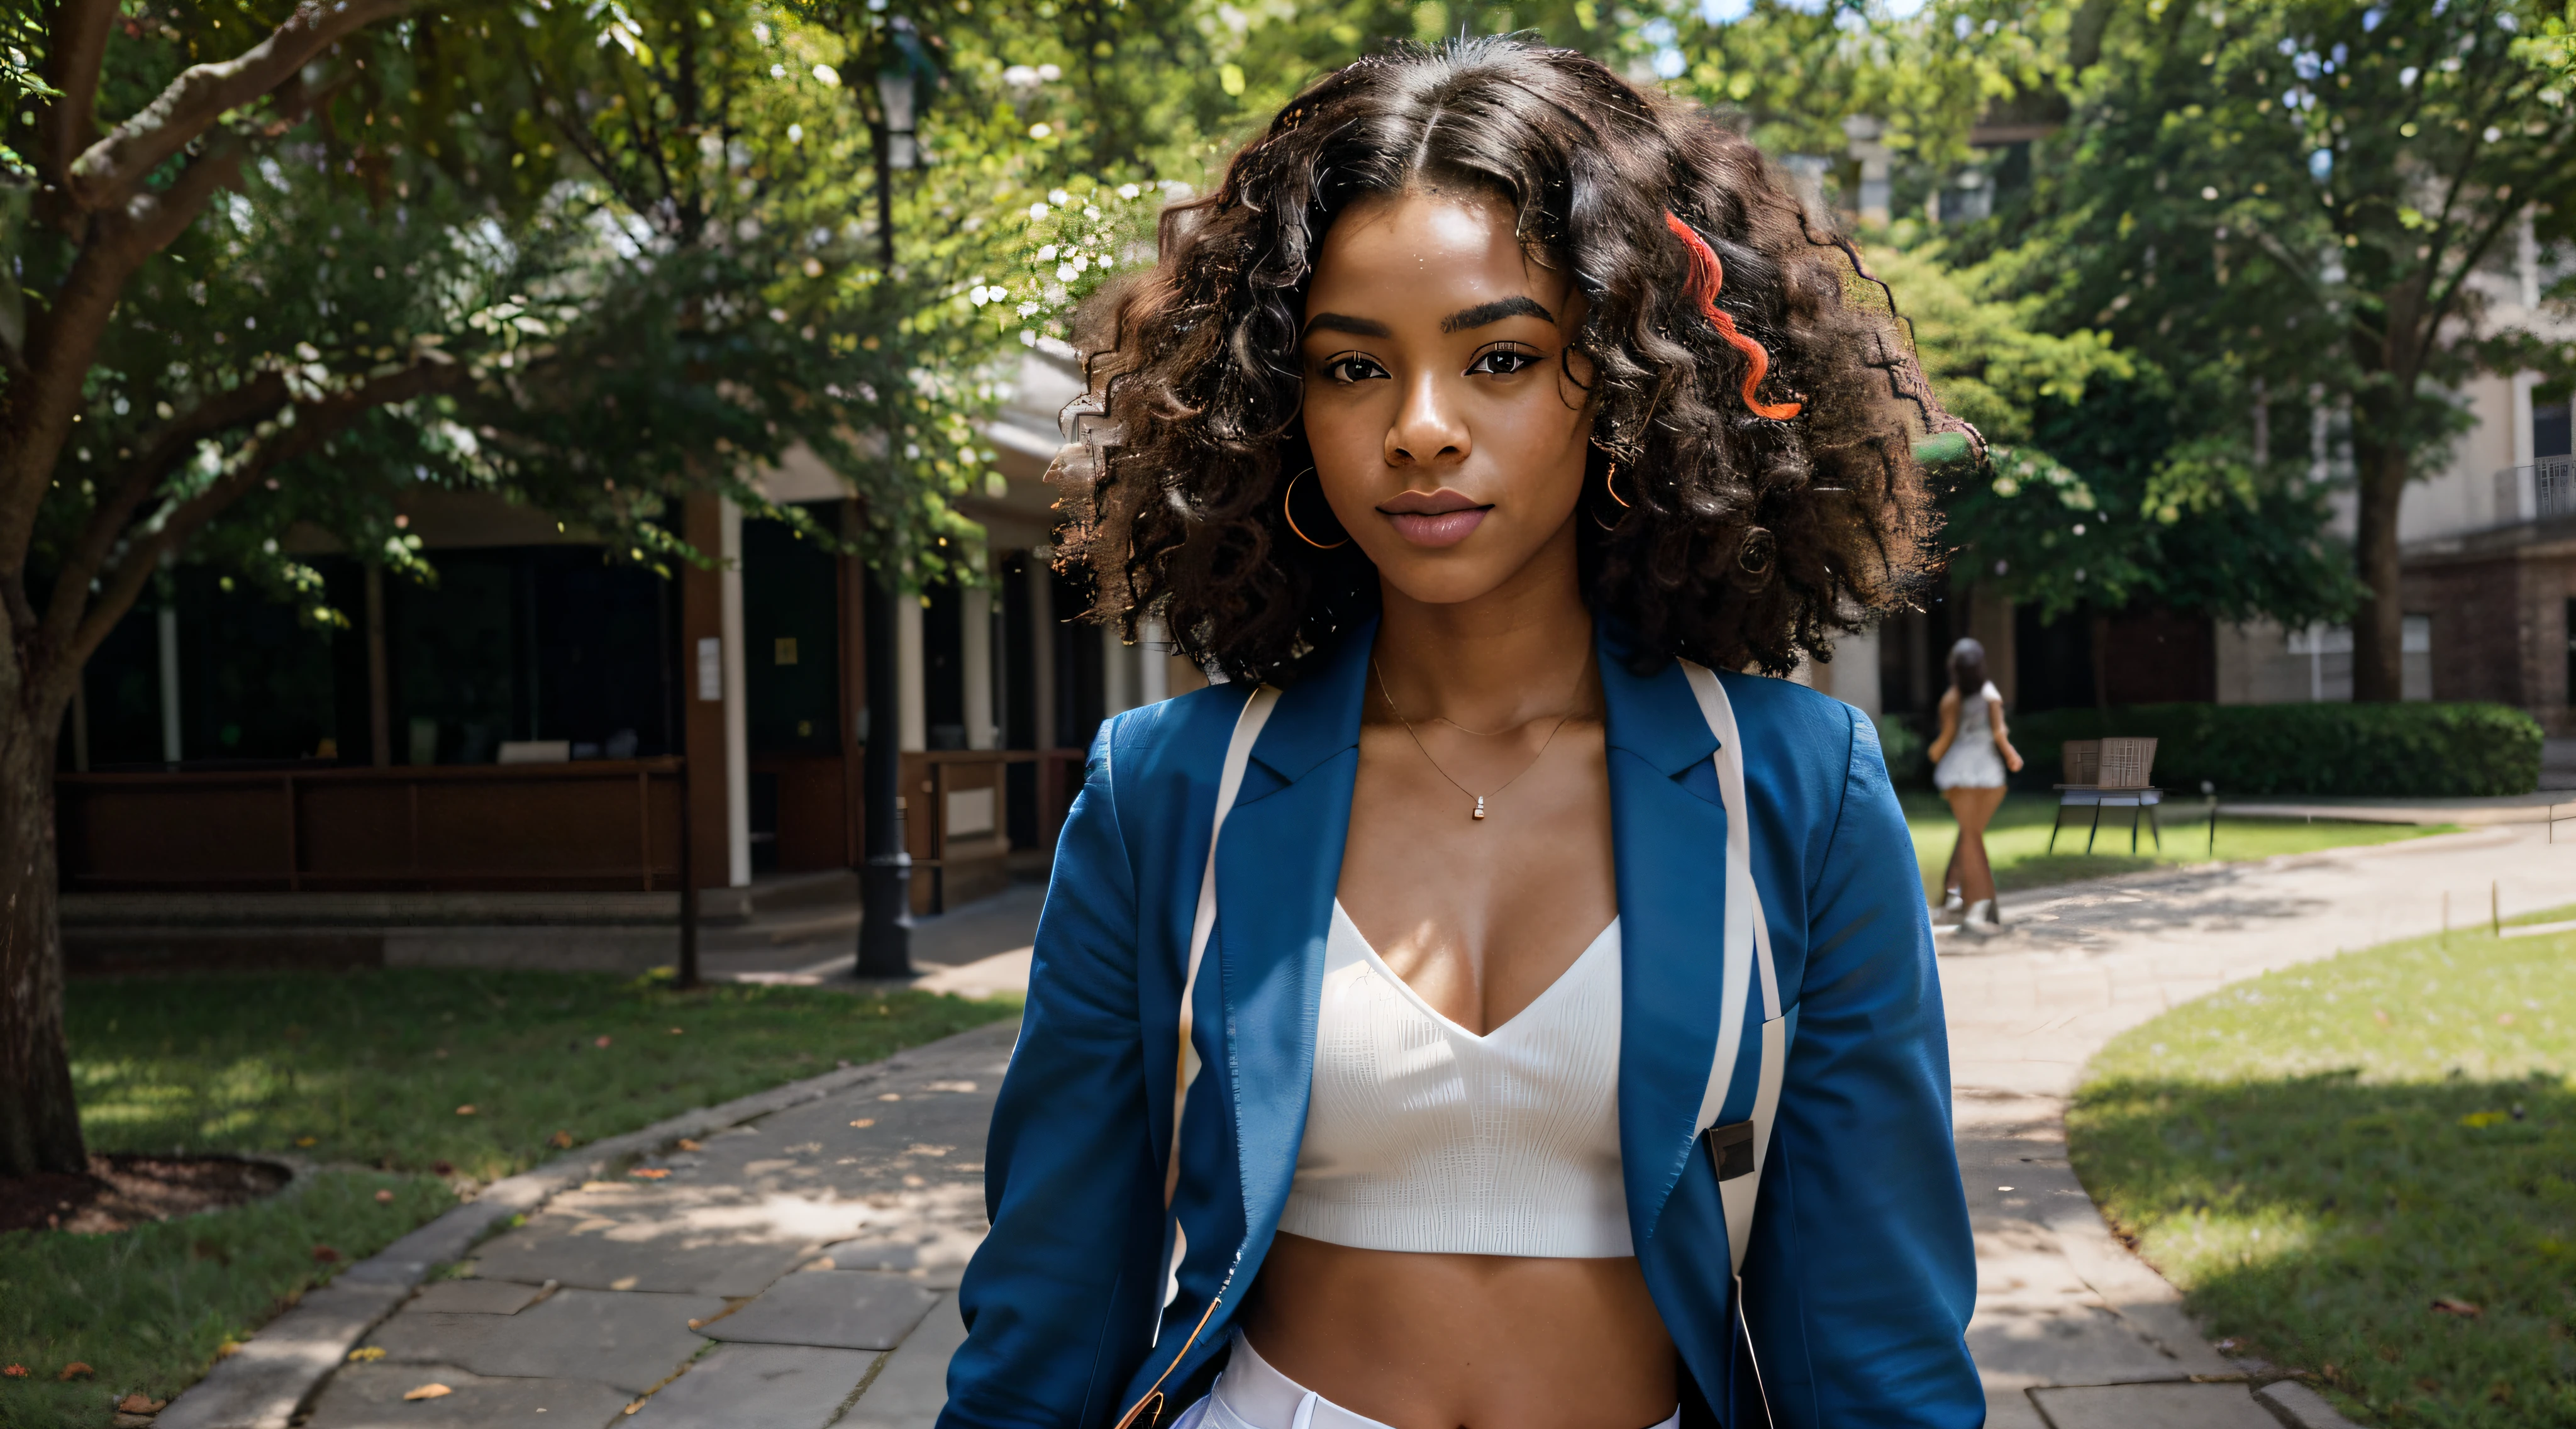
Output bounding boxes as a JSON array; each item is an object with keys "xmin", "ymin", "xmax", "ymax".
[
  {"xmin": 2006, "ymin": 701, "xmax": 2541, "ymax": 798},
  {"xmin": 1873, "ymin": 711, "xmax": 1929, "ymax": 789}
]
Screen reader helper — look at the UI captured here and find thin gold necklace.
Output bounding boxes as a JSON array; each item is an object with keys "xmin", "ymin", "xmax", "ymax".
[{"xmin": 1370, "ymin": 653, "xmax": 1589, "ymax": 821}]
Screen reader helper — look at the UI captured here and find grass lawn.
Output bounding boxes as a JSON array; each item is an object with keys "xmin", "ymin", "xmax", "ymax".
[
  {"xmin": 1898, "ymin": 791, "xmax": 2453, "ymax": 902},
  {"xmin": 2067, "ymin": 911, "xmax": 2576, "ymax": 1427},
  {"xmin": 1, "ymin": 970, "xmax": 1016, "ymax": 1428}
]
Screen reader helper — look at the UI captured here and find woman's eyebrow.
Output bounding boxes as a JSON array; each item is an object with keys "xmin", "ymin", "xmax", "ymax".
[
  {"xmin": 1441, "ymin": 296, "xmax": 1554, "ymax": 333},
  {"xmin": 1302, "ymin": 312, "xmax": 1394, "ymax": 338}
]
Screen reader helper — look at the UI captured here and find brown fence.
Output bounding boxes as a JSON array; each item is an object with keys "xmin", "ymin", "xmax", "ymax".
[{"xmin": 56, "ymin": 760, "xmax": 686, "ymax": 893}]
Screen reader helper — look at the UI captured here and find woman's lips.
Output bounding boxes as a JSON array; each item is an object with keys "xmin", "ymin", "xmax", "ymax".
[
  {"xmin": 1384, "ymin": 508, "xmax": 1488, "ymax": 547},
  {"xmin": 1378, "ymin": 490, "xmax": 1491, "ymax": 547}
]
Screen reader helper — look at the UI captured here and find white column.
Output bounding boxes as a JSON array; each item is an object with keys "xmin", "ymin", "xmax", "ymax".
[
  {"xmin": 962, "ymin": 586, "xmax": 996, "ymax": 750},
  {"xmin": 1028, "ymin": 555, "xmax": 1057, "ymax": 748},
  {"xmin": 897, "ymin": 589, "xmax": 927, "ymax": 752},
  {"xmin": 1835, "ymin": 626, "xmax": 1883, "ymax": 720},
  {"xmin": 1138, "ymin": 615, "xmax": 1170, "ymax": 705},
  {"xmin": 1101, "ymin": 624, "xmax": 1133, "ymax": 715},
  {"xmin": 157, "ymin": 600, "xmax": 181, "ymax": 765},
  {"xmin": 2512, "ymin": 374, "xmax": 2538, "ymax": 521},
  {"xmin": 719, "ymin": 498, "xmax": 751, "ymax": 887}
]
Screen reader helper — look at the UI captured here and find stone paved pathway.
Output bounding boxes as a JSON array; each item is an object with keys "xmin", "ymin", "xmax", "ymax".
[
  {"xmin": 294, "ymin": 1020, "xmax": 1014, "ymax": 1429},
  {"xmin": 260, "ymin": 821, "xmax": 2571, "ymax": 1428}
]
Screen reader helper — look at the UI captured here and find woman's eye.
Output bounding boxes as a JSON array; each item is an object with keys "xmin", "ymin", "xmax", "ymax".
[
  {"xmin": 1469, "ymin": 348, "xmax": 1539, "ymax": 377},
  {"xmin": 1323, "ymin": 355, "xmax": 1388, "ymax": 384}
]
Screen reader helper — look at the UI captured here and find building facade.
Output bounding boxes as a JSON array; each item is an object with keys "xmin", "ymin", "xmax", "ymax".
[{"xmin": 53, "ymin": 346, "xmax": 1199, "ymax": 928}]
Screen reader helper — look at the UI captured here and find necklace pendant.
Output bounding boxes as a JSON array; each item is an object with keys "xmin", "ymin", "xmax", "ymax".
[{"xmin": 1472, "ymin": 796, "xmax": 1487, "ymax": 820}]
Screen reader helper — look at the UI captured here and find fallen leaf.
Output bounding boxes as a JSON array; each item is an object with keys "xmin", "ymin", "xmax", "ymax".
[
  {"xmin": 628, "ymin": 1167, "xmax": 671, "ymax": 1180},
  {"xmin": 2431, "ymin": 1297, "xmax": 2484, "ymax": 1317},
  {"xmin": 313, "ymin": 1245, "xmax": 340, "ymax": 1262},
  {"xmin": 455, "ymin": 1105, "xmax": 477, "ymax": 1116},
  {"xmin": 625, "ymin": 1399, "xmax": 648, "ymax": 1416},
  {"xmin": 809, "ymin": 1257, "xmax": 836, "ymax": 1271},
  {"xmin": 2460, "ymin": 1111, "xmax": 2509, "ymax": 1129},
  {"xmin": 430, "ymin": 1160, "xmax": 455, "ymax": 1176},
  {"xmin": 117, "ymin": 1393, "xmax": 164, "ymax": 1412},
  {"xmin": 848, "ymin": 1119, "xmax": 875, "ymax": 1128},
  {"xmin": 686, "ymin": 1319, "xmax": 702, "ymax": 1330},
  {"xmin": 674, "ymin": 1138, "xmax": 701, "ymax": 1152},
  {"xmin": 374, "ymin": 1189, "xmax": 395, "ymax": 1204},
  {"xmin": 348, "ymin": 1347, "xmax": 387, "ymax": 1362},
  {"xmin": 215, "ymin": 1341, "xmax": 242, "ymax": 1359},
  {"xmin": 58, "ymin": 1362, "xmax": 94, "ymax": 1381},
  {"xmin": 548, "ymin": 1130, "xmax": 576, "ymax": 1149},
  {"xmin": 877, "ymin": 1093, "xmax": 901, "ymax": 1103},
  {"xmin": 0, "ymin": 1365, "xmax": 26, "ymax": 1379},
  {"xmin": 594, "ymin": 1035, "xmax": 613, "ymax": 1048},
  {"xmin": 295, "ymin": 1136, "xmax": 319, "ymax": 1148},
  {"xmin": 668, "ymin": 1027, "xmax": 684, "ymax": 1035},
  {"xmin": 402, "ymin": 1383, "xmax": 453, "ymax": 1401}
]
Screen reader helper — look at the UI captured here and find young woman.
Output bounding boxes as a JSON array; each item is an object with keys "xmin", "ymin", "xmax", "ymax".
[
  {"xmin": 1927, "ymin": 637, "xmax": 2024, "ymax": 928},
  {"xmin": 941, "ymin": 39, "xmax": 1981, "ymax": 1429}
]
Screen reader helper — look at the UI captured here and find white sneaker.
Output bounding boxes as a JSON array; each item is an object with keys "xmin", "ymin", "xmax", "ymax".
[
  {"xmin": 1934, "ymin": 890, "xmax": 1966, "ymax": 925},
  {"xmin": 1966, "ymin": 899, "xmax": 2000, "ymax": 929}
]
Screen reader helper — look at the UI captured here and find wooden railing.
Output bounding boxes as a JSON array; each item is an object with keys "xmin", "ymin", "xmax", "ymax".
[{"xmin": 56, "ymin": 759, "xmax": 686, "ymax": 893}]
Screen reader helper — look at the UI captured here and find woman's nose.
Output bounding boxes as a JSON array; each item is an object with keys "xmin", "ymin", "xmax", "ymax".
[{"xmin": 1384, "ymin": 371, "xmax": 1470, "ymax": 468}]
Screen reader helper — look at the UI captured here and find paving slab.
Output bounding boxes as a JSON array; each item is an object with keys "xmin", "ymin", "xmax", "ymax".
[
  {"xmin": 840, "ymin": 1293, "xmax": 969, "ymax": 1429},
  {"xmin": 467, "ymin": 1199, "xmax": 821, "ymax": 1297},
  {"xmin": 706, "ymin": 1268, "xmax": 945, "ymax": 1350},
  {"xmin": 406, "ymin": 1279, "xmax": 548, "ymax": 1315},
  {"xmin": 2029, "ymin": 1382, "xmax": 2282, "ymax": 1429},
  {"xmin": 623, "ymin": 1345, "xmax": 880, "ymax": 1428},
  {"xmin": 301, "ymin": 1363, "xmax": 631, "ymax": 1429},
  {"xmin": 364, "ymin": 1287, "xmax": 722, "ymax": 1394}
]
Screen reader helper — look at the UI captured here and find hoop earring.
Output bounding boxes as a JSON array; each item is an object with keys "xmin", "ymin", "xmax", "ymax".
[
  {"xmin": 1282, "ymin": 469, "xmax": 1348, "ymax": 550},
  {"xmin": 1589, "ymin": 453, "xmax": 1635, "ymax": 533}
]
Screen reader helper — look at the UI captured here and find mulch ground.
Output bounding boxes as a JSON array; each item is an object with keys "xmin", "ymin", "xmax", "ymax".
[{"xmin": 0, "ymin": 1154, "xmax": 291, "ymax": 1235}]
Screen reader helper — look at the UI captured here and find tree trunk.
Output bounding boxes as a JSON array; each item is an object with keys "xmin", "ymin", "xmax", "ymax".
[
  {"xmin": 2350, "ymin": 440, "xmax": 2408, "ymax": 703},
  {"xmin": 0, "ymin": 679, "xmax": 84, "ymax": 1177}
]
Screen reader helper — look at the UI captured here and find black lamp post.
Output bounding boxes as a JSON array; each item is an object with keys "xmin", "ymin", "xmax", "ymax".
[{"xmin": 857, "ymin": 31, "xmax": 924, "ymax": 979}]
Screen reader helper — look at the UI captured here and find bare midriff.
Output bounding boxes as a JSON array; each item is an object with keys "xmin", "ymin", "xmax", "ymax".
[{"xmin": 1237, "ymin": 1232, "xmax": 1678, "ymax": 1429}]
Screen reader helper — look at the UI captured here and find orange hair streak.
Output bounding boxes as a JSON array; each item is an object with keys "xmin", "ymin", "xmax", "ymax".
[{"xmin": 1663, "ymin": 211, "xmax": 1802, "ymax": 422}]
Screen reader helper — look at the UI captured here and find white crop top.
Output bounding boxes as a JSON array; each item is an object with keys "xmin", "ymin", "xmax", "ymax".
[{"xmin": 1277, "ymin": 901, "xmax": 1630, "ymax": 1258}]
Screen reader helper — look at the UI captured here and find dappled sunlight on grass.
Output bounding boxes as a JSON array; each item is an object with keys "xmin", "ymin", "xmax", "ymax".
[
  {"xmin": 66, "ymin": 969, "xmax": 1016, "ymax": 1181},
  {"xmin": 0, "ymin": 970, "xmax": 1020, "ymax": 1428},
  {"xmin": 2070, "ymin": 924, "xmax": 2576, "ymax": 1426},
  {"xmin": 1900, "ymin": 791, "xmax": 2451, "ymax": 901}
]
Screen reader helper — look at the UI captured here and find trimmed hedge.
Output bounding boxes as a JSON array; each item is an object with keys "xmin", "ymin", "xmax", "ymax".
[{"xmin": 2003, "ymin": 701, "xmax": 2542, "ymax": 799}]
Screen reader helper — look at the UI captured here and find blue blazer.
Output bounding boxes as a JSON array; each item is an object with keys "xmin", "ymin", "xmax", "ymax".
[{"xmin": 941, "ymin": 621, "xmax": 1979, "ymax": 1429}]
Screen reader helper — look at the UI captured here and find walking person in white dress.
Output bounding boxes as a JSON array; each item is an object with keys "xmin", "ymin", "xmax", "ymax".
[{"xmin": 1928, "ymin": 638, "xmax": 2023, "ymax": 928}]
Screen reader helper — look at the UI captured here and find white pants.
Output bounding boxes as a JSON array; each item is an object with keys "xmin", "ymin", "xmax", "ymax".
[{"xmin": 1173, "ymin": 1333, "xmax": 1685, "ymax": 1429}]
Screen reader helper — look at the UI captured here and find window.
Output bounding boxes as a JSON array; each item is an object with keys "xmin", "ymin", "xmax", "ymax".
[{"xmin": 2540, "ymin": 383, "xmax": 2573, "ymax": 460}]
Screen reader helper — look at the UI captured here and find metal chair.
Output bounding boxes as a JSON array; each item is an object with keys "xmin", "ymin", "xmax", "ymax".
[{"xmin": 2048, "ymin": 737, "xmax": 2163, "ymax": 855}]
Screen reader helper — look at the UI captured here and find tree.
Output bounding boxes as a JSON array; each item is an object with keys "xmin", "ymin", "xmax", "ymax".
[
  {"xmin": 0, "ymin": 0, "xmax": 1055, "ymax": 1177},
  {"xmin": 1996, "ymin": 0, "xmax": 2576, "ymax": 699},
  {"xmin": 1877, "ymin": 228, "xmax": 2358, "ymax": 703}
]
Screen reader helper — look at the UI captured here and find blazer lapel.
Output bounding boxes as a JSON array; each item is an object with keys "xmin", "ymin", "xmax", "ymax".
[
  {"xmin": 1211, "ymin": 621, "xmax": 1373, "ymax": 1255},
  {"xmin": 1601, "ymin": 635, "xmax": 1739, "ymax": 1247}
]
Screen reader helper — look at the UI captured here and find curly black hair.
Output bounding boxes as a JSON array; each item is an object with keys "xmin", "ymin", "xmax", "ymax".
[{"xmin": 1054, "ymin": 35, "xmax": 1968, "ymax": 685}]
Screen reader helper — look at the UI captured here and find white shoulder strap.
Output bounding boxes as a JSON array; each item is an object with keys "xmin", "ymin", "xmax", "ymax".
[
  {"xmin": 1678, "ymin": 661, "xmax": 1789, "ymax": 1278},
  {"xmin": 1157, "ymin": 686, "xmax": 1279, "ymax": 1319}
]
